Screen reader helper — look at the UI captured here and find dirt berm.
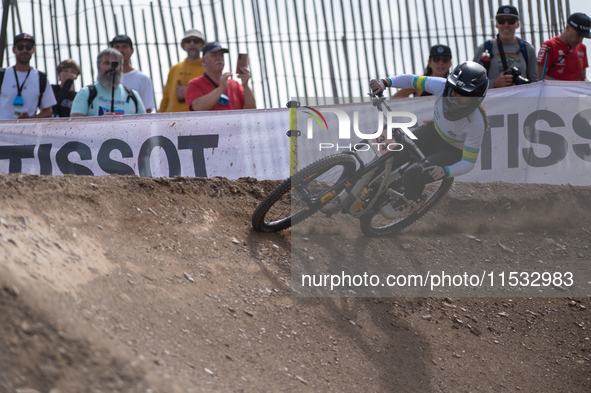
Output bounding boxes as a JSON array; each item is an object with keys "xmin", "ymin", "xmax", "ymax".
[{"xmin": 0, "ymin": 173, "xmax": 590, "ymax": 392}]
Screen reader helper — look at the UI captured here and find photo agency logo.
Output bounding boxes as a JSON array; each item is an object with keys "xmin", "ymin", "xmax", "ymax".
[{"xmin": 301, "ymin": 105, "xmax": 418, "ymax": 152}]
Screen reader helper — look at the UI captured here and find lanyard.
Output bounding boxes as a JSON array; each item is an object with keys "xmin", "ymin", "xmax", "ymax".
[
  {"xmin": 203, "ymin": 73, "xmax": 230, "ymax": 105},
  {"xmin": 14, "ymin": 67, "xmax": 32, "ymax": 96},
  {"xmin": 204, "ymin": 73, "xmax": 220, "ymax": 88}
]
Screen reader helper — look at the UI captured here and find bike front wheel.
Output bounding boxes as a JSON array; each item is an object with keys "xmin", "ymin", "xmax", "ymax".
[
  {"xmin": 252, "ymin": 154, "xmax": 357, "ymax": 233},
  {"xmin": 359, "ymin": 177, "xmax": 454, "ymax": 237}
]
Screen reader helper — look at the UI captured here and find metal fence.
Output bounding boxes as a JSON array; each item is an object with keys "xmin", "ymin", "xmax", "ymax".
[{"xmin": 1, "ymin": 0, "xmax": 572, "ymax": 109}]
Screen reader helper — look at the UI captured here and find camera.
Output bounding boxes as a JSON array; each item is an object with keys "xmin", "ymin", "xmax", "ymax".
[
  {"xmin": 110, "ymin": 61, "xmax": 119, "ymax": 69},
  {"xmin": 504, "ymin": 66, "xmax": 530, "ymax": 85}
]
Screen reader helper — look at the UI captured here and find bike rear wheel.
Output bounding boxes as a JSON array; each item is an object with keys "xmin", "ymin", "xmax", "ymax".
[
  {"xmin": 359, "ymin": 177, "xmax": 454, "ymax": 237},
  {"xmin": 252, "ymin": 154, "xmax": 357, "ymax": 233}
]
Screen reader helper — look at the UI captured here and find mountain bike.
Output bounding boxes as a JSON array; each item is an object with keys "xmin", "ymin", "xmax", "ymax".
[{"xmin": 251, "ymin": 95, "xmax": 454, "ymax": 237}]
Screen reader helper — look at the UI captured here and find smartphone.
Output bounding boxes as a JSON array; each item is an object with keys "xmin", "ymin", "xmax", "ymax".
[{"xmin": 236, "ymin": 53, "xmax": 249, "ymax": 74}]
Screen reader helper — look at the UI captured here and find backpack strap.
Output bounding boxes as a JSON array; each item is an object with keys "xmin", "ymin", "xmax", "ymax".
[
  {"xmin": 86, "ymin": 84, "xmax": 98, "ymax": 109},
  {"xmin": 483, "ymin": 37, "xmax": 529, "ymax": 75},
  {"xmin": 37, "ymin": 71, "xmax": 47, "ymax": 109},
  {"xmin": 123, "ymin": 86, "xmax": 138, "ymax": 113},
  {"xmin": 86, "ymin": 84, "xmax": 138, "ymax": 113},
  {"xmin": 516, "ymin": 38, "xmax": 529, "ymax": 71}
]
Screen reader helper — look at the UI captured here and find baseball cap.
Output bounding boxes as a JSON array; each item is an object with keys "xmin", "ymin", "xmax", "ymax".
[
  {"xmin": 14, "ymin": 33, "xmax": 35, "ymax": 45},
  {"xmin": 430, "ymin": 45, "xmax": 452, "ymax": 58},
  {"xmin": 110, "ymin": 34, "xmax": 133, "ymax": 47},
  {"xmin": 202, "ymin": 42, "xmax": 229, "ymax": 57},
  {"xmin": 568, "ymin": 12, "xmax": 591, "ymax": 38},
  {"xmin": 183, "ymin": 29, "xmax": 205, "ymax": 42},
  {"xmin": 496, "ymin": 5, "xmax": 519, "ymax": 20}
]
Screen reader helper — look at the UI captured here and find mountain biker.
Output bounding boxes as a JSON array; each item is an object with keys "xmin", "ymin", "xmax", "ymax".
[{"xmin": 366, "ymin": 61, "xmax": 490, "ymax": 219}]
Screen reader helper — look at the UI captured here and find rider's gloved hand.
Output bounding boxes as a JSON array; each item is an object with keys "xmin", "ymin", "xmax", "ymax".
[
  {"xmin": 423, "ymin": 165, "xmax": 448, "ymax": 181},
  {"xmin": 369, "ymin": 78, "xmax": 387, "ymax": 97}
]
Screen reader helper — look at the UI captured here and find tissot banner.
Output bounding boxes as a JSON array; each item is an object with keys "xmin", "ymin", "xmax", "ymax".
[{"xmin": 0, "ymin": 81, "xmax": 589, "ymax": 185}]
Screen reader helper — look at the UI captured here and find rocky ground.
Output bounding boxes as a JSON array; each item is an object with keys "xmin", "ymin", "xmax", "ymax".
[{"xmin": 0, "ymin": 173, "xmax": 590, "ymax": 392}]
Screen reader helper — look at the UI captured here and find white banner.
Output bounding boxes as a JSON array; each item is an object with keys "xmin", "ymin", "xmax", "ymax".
[
  {"xmin": 0, "ymin": 109, "xmax": 290, "ymax": 179},
  {"xmin": 0, "ymin": 81, "xmax": 590, "ymax": 185}
]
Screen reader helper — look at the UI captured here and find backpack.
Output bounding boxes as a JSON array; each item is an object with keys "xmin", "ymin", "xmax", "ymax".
[
  {"xmin": 86, "ymin": 83, "xmax": 138, "ymax": 113},
  {"xmin": 482, "ymin": 38, "xmax": 529, "ymax": 74},
  {"xmin": 0, "ymin": 68, "xmax": 48, "ymax": 110}
]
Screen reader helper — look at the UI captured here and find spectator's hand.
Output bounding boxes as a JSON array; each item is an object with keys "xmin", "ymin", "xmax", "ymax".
[
  {"xmin": 423, "ymin": 165, "xmax": 448, "ymax": 181},
  {"xmin": 494, "ymin": 71, "xmax": 514, "ymax": 88},
  {"xmin": 175, "ymin": 84, "xmax": 187, "ymax": 100},
  {"xmin": 369, "ymin": 78, "xmax": 386, "ymax": 97},
  {"xmin": 236, "ymin": 67, "xmax": 251, "ymax": 85},
  {"xmin": 17, "ymin": 112, "xmax": 30, "ymax": 119},
  {"xmin": 220, "ymin": 72, "xmax": 233, "ymax": 90}
]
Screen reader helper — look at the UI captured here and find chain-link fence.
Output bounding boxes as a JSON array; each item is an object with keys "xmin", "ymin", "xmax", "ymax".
[{"xmin": 0, "ymin": 0, "xmax": 571, "ymax": 109}]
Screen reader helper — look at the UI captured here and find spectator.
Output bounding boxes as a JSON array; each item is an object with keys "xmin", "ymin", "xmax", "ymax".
[
  {"xmin": 393, "ymin": 45, "xmax": 453, "ymax": 97},
  {"xmin": 473, "ymin": 5, "xmax": 538, "ymax": 88},
  {"xmin": 537, "ymin": 12, "xmax": 590, "ymax": 81},
  {"xmin": 160, "ymin": 29, "xmax": 206, "ymax": 112},
  {"xmin": 70, "ymin": 48, "xmax": 145, "ymax": 116},
  {"xmin": 0, "ymin": 33, "xmax": 56, "ymax": 120},
  {"xmin": 186, "ymin": 42, "xmax": 256, "ymax": 111},
  {"xmin": 52, "ymin": 59, "xmax": 80, "ymax": 117},
  {"xmin": 109, "ymin": 34, "xmax": 155, "ymax": 112}
]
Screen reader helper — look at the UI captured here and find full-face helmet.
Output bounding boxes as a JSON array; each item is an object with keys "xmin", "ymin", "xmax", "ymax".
[{"xmin": 442, "ymin": 61, "xmax": 488, "ymax": 121}]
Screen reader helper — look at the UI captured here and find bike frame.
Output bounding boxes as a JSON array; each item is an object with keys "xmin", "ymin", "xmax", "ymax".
[{"xmin": 297, "ymin": 96, "xmax": 428, "ymax": 218}]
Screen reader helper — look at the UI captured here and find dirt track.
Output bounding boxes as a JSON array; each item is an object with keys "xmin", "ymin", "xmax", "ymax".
[{"xmin": 0, "ymin": 173, "xmax": 590, "ymax": 392}]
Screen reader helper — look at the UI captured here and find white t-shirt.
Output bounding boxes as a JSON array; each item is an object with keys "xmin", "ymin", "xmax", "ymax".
[
  {"xmin": 387, "ymin": 74, "xmax": 486, "ymax": 177},
  {"xmin": 70, "ymin": 82, "xmax": 145, "ymax": 116},
  {"xmin": 122, "ymin": 69, "xmax": 155, "ymax": 111},
  {"xmin": 0, "ymin": 67, "xmax": 57, "ymax": 120}
]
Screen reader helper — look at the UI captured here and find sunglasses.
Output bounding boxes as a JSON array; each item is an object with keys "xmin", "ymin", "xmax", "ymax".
[
  {"xmin": 183, "ymin": 38, "xmax": 203, "ymax": 45},
  {"xmin": 430, "ymin": 55, "xmax": 451, "ymax": 63},
  {"xmin": 16, "ymin": 43, "xmax": 34, "ymax": 51},
  {"xmin": 497, "ymin": 17, "xmax": 518, "ymax": 25}
]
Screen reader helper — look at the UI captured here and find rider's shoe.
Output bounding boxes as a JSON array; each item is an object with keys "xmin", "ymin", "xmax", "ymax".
[
  {"xmin": 320, "ymin": 195, "xmax": 342, "ymax": 215},
  {"xmin": 380, "ymin": 195, "xmax": 418, "ymax": 220}
]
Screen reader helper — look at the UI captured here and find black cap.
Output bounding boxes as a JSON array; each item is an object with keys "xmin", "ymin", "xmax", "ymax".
[
  {"xmin": 110, "ymin": 34, "xmax": 133, "ymax": 47},
  {"xmin": 568, "ymin": 13, "xmax": 591, "ymax": 38},
  {"xmin": 496, "ymin": 5, "xmax": 519, "ymax": 19},
  {"xmin": 430, "ymin": 45, "xmax": 452, "ymax": 58},
  {"xmin": 202, "ymin": 42, "xmax": 229, "ymax": 57},
  {"xmin": 14, "ymin": 33, "xmax": 35, "ymax": 45}
]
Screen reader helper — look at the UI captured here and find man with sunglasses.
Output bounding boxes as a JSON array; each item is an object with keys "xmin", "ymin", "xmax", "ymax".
[
  {"xmin": 537, "ymin": 12, "xmax": 590, "ymax": 81},
  {"xmin": 159, "ymin": 29, "xmax": 206, "ymax": 112},
  {"xmin": 0, "ymin": 33, "xmax": 56, "ymax": 120},
  {"xmin": 473, "ymin": 5, "xmax": 538, "ymax": 88}
]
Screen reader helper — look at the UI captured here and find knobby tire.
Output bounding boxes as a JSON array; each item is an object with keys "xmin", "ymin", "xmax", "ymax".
[
  {"xmin": 251, "ymin": 154, "xmax": 357, "ymax": 233},
  {"xmin": 359, "ymin": 177, "xmax": 454, "ymax": 237}
]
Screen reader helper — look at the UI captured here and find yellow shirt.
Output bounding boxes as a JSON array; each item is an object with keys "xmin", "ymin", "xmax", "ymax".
[{"xmin": 159, "ymin": 58, "xmax": 205, "ymax": 112}]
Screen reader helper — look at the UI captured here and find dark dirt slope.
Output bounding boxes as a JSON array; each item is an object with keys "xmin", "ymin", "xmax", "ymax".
[{"xmin": 0, "ymin": 174, "xmax": 590, "ymax": 393}]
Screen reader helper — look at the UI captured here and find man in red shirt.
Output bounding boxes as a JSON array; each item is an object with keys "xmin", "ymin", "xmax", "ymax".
[
  {"xmin": 537, "ymin": 12, "xmax": 590, "ymax": 81},
  {"xmin": 186, "ymin": 42, "xmax": 256, "ymax": 111}
]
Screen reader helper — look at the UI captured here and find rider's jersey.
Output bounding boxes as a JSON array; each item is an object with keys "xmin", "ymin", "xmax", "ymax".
[{"xmin": 387, "ymin": 75, "xmax": 485, "ymax": 177}]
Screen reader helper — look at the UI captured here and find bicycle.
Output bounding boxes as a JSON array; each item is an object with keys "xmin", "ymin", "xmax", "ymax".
[{"xmin": 251, "ymin": 95, "xmax": 454, "ymax": 237}]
